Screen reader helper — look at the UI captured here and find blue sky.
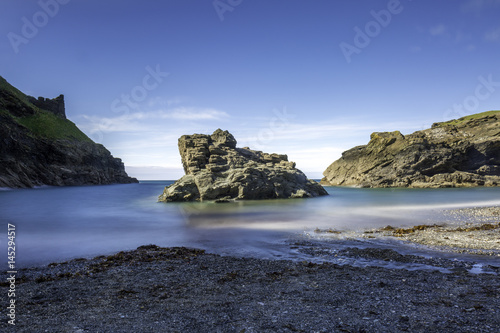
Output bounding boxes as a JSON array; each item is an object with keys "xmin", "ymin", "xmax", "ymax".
[{"xmin": 1, "ymin": 0, "xmax": 500, "ymax": 179}]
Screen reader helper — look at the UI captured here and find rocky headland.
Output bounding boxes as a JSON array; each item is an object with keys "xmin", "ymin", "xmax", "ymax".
[
  {"xmin": 0, "ymin": 76, "xmax": 138, "ymax": 188},
  {"xmin": 159, "ymin": 129, "xmax": 327, "ymax": 202},
  {"xmin": 322, "ymin": 111, "xmax": 500, "ymax": 188}
]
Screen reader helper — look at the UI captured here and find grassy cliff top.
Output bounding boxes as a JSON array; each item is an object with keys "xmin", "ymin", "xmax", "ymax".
[
  {"xmin": 15, "ymin": 112, "xmax": 92, "ymax": 142},
  {"xmin": 0, "ymin": 76, "xmax": 92, "ymax": 142},
  {"xmin": 432, "ymin": 110, "xmax": 500, "ymax": 128}
]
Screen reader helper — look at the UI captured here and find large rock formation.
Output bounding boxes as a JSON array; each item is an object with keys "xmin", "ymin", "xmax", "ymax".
[
  {"xmin": 321, "ymin": 111, "xmax": 500, "ymax": 188},
  {"xmin": 0, "ymin": 76, "xmax": 138, "ymax": 188},
  {"xmin": 159, "ymin": 129, "xmax": 328, "ymax": 201}
]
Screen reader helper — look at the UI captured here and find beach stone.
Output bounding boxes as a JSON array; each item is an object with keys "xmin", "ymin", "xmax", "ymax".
[
  {"xmin": 321, "ymin": 111, "xmax": 500, "ymax": 188},
  {"xmin": 159, "ymin": 129, "xmax": 328, "ymax": 202}
]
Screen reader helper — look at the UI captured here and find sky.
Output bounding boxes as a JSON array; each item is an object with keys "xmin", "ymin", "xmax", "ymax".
[{"xmin": 1, "ymin": 0, "xmax": 499, "ymax": 180}]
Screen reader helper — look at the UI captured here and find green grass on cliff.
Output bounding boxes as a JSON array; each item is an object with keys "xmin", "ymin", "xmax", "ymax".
[
  {"xmin": 0, "ymin": 76, "xmax": 32, "ymax": 105},
  {"xmin": 1, "ymin": 75, "xmax": 92, "ymax": 142},
  {"xmin": 435, "ymin": 110, "xmax": 500, "ymax": 127},
  {"xmin": 0, "ymin": 108, "xmax": 11, "ymax": 116},
  {"xmin": 16, "ymin": 111, "xmax": 93, "ymax": 142}
]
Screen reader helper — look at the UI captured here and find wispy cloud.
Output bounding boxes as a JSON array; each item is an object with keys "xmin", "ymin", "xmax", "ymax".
[
  {"xmin": 427, "ymin": 25, "xmax": 475, "ymax": 51},
  {"xmin": 409, "ymin": 46, "xmax": 422, "ymax": 53},
  {"xmin": 147, "ymin": 96, "xmax": 185, "ymax": 108},
  {"xmin": 119, "ymin": 107, "xmax": 229, "ymax": 121},
  {"xmin": 484, "ymin": 27, "xmax": 500, "ymax": 42},
  {"xmin": 125, "ymin": 166, "xmax": 184, "ymax": 180},
  {"xmin": 236, "ymin": 118, "xmax": 425, "ymax": 158},
  {"xmin": 466, "ymin": 44, "xmax": 477, "ymax": 51},
  {"xmin": 165, "ymin": 107, "xmax": 229, "ymax": 120},
  {"xmin": 429, "ymin": 24, "xmax": 447, "ymax": 36},
  {"xmin": 461, "ymin": 0, "xmax": 500, "ymax": 14},
  {"xmin": 78, "ymin": 107, "xmax": 229, "ymax": 133},
  {"xmin": 78, "ymin": 108, "xmax": 429, "ymax": 180}
]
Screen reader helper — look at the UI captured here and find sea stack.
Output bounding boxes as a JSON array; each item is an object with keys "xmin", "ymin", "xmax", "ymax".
[
  {"xmin": 321, "ymin": 111, "xmax": 500, "ymax": 188},
  {"xmin": 159, "ymin": 129, "xmax": 328, "ymax": 202}
]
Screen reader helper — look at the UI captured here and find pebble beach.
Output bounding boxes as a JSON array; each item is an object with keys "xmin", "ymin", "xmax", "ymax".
[{"xmin": 2, "ymin": 206, "xmax": 499, "ymax": 332}]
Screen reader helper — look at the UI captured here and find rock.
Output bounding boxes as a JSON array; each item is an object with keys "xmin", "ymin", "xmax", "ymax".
[
  {"xmin": 159, "ymin": 129, "xmax": 328, "ymax": 202},
  {"xmin": 321, "ymin": 111, "xmax": 500, "ymax": 188},
  {"xmin": 0, "ymin": 76, "xmax": 138, "ymax": 188}
]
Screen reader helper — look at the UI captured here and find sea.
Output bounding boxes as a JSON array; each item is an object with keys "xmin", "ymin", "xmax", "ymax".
[{"xmin": 1, "ymin": 181, "xmax": 500, "ymax": 270}]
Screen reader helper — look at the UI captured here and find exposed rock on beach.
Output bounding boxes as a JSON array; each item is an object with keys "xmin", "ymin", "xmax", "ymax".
[
  {"xmin": 159, "ymin": 129, "xmax": 327, "ymax": 202},
  {"xmin": 322, "ymin": 111, "xmax": 500, "ymax": 188},
  {"xmin": 311, "ymin": 206, "xmax": 500, "ymax": 257},
  {"xmin": 382, "ymin": 206, "xmax": 500, "ymax": 256}
]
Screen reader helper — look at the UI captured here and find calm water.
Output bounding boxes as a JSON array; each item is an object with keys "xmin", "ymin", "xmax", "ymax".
[{"xmin": 1, "ymin": 181, "xmax": 500, "ymax": 268}]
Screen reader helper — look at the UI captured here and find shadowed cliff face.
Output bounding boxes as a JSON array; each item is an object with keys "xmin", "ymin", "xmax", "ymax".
[
  {"xmin": 0, "ymin": 76, "xmax": 138, "ymax": 188},
  {"xmin": 159, "ymin": 129, "xmax": 328, "ymax": 202},
  {"xmin": 321, "ymin": 111, "xmax": 500, "ymax": 188}
]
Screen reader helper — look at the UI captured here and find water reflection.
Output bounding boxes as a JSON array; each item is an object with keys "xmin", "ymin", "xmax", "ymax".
[{"xmin": 1, "ymin": 182, "xmax": 499, "ymax": 268}]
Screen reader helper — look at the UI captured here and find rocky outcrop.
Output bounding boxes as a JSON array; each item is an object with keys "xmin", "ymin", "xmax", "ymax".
[
  {"xmin": 0, "ymin": 76, "xmax": 138, "ymax": 188},
  {"xmin": 321, "ymin": 111, "xmax": 500, "ymax": 188},
  {"xmin": 159, "ymin": 129, "xmax": 328, "ymax": 202}
]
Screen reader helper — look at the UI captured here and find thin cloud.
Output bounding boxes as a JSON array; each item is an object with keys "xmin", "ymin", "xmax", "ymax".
[
  {"xmin": 77, "ymin": 114, "xmax": 150, "ymax": 133},
  {"xmin": 466, "ymin": 44, "xmax": 477, "ymax": 51},
  {"xmin": 410, "ymin": 46, "xmax": 422, "ymax": 53},
  {"xmin": 429, "ymin": 24, "xmax": 447, "ymax": 36},
  {"xmin": 77, "ymin": 107, "xmax": 229, "ymax": 133},
  {"xmin": 166, "ymin": 107, "xmax": 229, "ymax": 120},
  {"xmin": 147, "ymin": 96, "xmax": 185, "ymax": 108},
  {"xmin": 123, "ymin": 107, "xmax": 229, "ymax": 121},
  {"xmin": 461, "ymin": 0, "xmax": 500, "ymax": 14},
  {"xmin": 427, "ymin": 26, "xmax": 472, "ymax": 47},
  {"xmin": 235, "ymin": 118, "xmax": 425, "ymax": 156},
  {"xmin": 484, "ymin": 27, "xmax": 500, "ymax": 42}
]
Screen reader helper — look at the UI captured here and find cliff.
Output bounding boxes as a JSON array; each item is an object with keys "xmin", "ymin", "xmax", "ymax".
[
  {"xmin": 321, "ymin": 111, "xmax": 500, "ymax": 188},
  {"xmin": 0, "ymin": 76, "xmax": 138, "ymax": 188},
  {"xmin": 159, "ymin": 129, "xmax": 328, "ymax": 202}
]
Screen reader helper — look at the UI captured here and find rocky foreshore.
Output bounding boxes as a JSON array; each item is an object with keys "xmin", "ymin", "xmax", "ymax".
[
  {"xmin": 313, "ymin": 206, "xmax": 500, "ymax": 257},
  {"xmin": 3, "ymin": 246, "xmax": 499, "ymax": 332},
  {"xmin": 2, "ymin": 207, "xmax": 500, "ymax": 332}
]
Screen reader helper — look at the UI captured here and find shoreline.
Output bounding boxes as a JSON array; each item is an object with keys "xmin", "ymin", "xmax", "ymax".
[
  {"xmin": 378, "ymin": 206, "xmax": 500, "ymax": 256},
  {"xmin": 2, "ymin": 245, "xmax": 499, "ymax": 332},
  {"xmin": 2, "ymin": 206, "xmax": 499, "ymax": 332},
  {"xmin": 312, "ymin": 206, "xmax": 500, "ymax": 257}
]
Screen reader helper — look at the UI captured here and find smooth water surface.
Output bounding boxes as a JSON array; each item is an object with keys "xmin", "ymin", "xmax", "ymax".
[{"xmin": 1, "ymin": 181, "xmax": 500, "ymax": 268}]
